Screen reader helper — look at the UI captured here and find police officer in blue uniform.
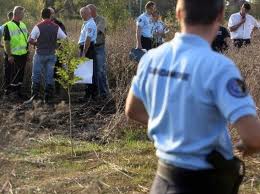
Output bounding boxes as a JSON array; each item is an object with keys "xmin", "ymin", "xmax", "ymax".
[
  {"xmin": 136, "ymin": 1, "xmax": 156, "ymax": 51},
  {"xmin": 78, "ymin": 6, "xmax": 98, "ymax": 100},
  {"xmin": 125, "ymin": 0, "xmax": 260, "ymax": 193}
]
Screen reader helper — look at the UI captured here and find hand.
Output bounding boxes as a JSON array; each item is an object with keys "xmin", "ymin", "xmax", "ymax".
[
  {"xmin": 26, "ymin": 54, "xmax": 30, "ymax": 62},
  {"xmin": 8, "ymin": 56, "xmax": 14, "ymax": 64},
  {"xmin": 241, "ymin": 17, "xmax": 246, "ymax": 24}
]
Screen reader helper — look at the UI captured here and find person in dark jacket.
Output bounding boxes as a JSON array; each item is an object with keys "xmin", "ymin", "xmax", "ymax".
[
  {"xmin": 25, "ymin": 8, "xmax": 67, "ymax": 104},
  {"xmin": 212, "ymin": 25, "xmax": 230, "ymax": 52},
  {"xmin": 49, "ymin": 7, "xmax": 67, "ymax": 94}
]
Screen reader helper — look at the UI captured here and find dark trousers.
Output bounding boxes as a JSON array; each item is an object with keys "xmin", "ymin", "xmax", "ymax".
[
  {"xmin": 54, "ymin": 56, "xmax": 63, "ymax": 93},
  {"xmin": 233, "ymin": 39, "xmax": 251, "ymax": 48},
  {"xmin": 79, "ymin": 43, "xmax": 98, "ymax": 97},
  {"xmin": 150, "ymin": 161, "xmax": 243, "ymax": 194},
  {"xmin": 4, "ymin": 53, "xmax": 27, "ymax": 93},
  {"xmin": 141, "ymin": 36, "xmax": 152, "ymax": 51}
]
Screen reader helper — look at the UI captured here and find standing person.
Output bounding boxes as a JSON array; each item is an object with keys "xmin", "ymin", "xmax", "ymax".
[
  {"xmin": 49, "ymin": 7, "xmax": 67, "ymax": 95},
  {"xmin": 78, "ymin": 7, "xmax": 98, "ymax": 101},
  {"xmin": 151, "ymin": 11, "xmax": 167, "ymax": 48},
  {"xmin": 49, "ymin": 7, "xmax": 66, "ymax": 34},
  {"xmin": 228, "ymin": 2, "xmax": 259, "ymax": 48},
  {"xmin": 3, "ymin": 6, "xmax": 29, "ymax": 98},
  {"xmin": 0, "ymin": 12, "xmax": 13, "ymax": 46},
  {"xmin": 25, "ymin": 8, "xmax": 67, "ymax": 104},
  {"xmin": 87, "ymin": 4, "xmax": 110, "ymax": 99},
  {"xmin": 212, "ymin": 25, "xmax": 230, "ymax": 52},
  {"xmin": 125, "ymin": 0, "xmax": 260, "ymax": 193},
  {"xmin": 0, "ymin": 25, "xmax": 4, "ymax": 48},
  {"xmin": 136, "ymin": 1, "xmax": 156, "ymax": 51}
]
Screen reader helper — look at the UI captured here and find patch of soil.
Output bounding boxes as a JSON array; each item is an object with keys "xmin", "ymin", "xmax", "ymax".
[{"xmin": 0, "ymin": 92, "xmax": 117, "ymax": 149}]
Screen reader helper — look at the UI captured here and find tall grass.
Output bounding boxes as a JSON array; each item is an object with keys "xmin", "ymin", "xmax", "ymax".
[{"xmin": 0, "ymin": 19, "xmax": 260, "ymax": 140}]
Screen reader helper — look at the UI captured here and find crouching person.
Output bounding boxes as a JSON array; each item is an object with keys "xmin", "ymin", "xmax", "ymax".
[{"xmin": 25, "ymin": 8, "xmax": 66, "ymax": 104}]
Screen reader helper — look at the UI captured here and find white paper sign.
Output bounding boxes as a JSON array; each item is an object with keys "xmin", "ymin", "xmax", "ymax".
[{"xmin": 74, "ymin": 60, "xmax": 93, "ymax": 84}]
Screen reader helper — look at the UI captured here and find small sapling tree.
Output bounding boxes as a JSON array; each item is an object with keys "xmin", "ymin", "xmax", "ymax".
[{"xmin": 56, "ymin": 39, "xmax": 86, "ymax": 156}]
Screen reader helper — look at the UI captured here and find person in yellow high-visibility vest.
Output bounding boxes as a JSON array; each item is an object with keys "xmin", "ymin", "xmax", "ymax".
[{"xmin": 3, "ymin": 6, "xmax": 28, "ymax": 99}]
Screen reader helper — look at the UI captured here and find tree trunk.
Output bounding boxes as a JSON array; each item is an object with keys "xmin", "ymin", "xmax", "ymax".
[{"xmin": 68, "ymin": 88, "xmax": 75, "ymax": 157}]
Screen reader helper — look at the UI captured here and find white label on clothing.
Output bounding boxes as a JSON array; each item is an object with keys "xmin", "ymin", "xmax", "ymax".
[{"xmin": 74, "ymin": 60, "xmax": 93, "ymax": 84}]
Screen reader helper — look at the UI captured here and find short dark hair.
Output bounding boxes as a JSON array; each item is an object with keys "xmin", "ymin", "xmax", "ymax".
[
  {"xmin": 41, "ymin": 8, "xmax": 51, "ymax": 19},
  {"xmin": 145, "ymin": 1, "xmax": 155, "ymax": 10},
  {"xmin": 243, "ymin": 2, "xmax": 251, "ymax": 11},
  {"xmin": 7, "ymin": 11, "xmax": 13, "ymax": 20},
  {"xmin": 180, "ymin": 0, "xmax": 225, "ymax": 25}
]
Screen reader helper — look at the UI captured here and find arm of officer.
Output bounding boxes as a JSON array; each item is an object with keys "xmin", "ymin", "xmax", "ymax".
[
  {"xmin": 136, "ymin": 16, "xmax": 144, "ymax": 49},
  {"xmin": 233, "ymin": 115, "xmax": 260, "ymax": 155},
  {"xmin": 125, "ymin": 89, "xmax": 148, "ymax": 126},
  {"xmin": 83, "ymin": 37, "xmax": 91, "ymax": 55},
  {"xmin": 136, "ymin": 26, "xmax": 142, "ymax": 49},
  {"xmin": 212, "ymin": 62, "xmax": 260, "ymax": 156}
]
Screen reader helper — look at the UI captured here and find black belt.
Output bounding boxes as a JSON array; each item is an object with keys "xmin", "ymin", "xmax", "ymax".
[
  {"xmin": 157, "ymin": 151, "xmax": 245, "ymax": 194},
  {"xmin": 141, "ymin": 36, "xmax": 152, "ymax": 40},
  {"xmin": 233, "ymin": 39, "xmax": 251, "ymax": 41},
  {"xmin": 95, "ymin": 43, "xmax": 105, "ymax": 47},
  {"xmin": 157, "ymin": 160, "xmax": 214, "ymax": 182}
]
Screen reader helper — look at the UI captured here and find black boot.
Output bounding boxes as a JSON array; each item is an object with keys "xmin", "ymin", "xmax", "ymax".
[{"xmin": 55, "ymin": 81, "xmax": 61, "ymax": 95}]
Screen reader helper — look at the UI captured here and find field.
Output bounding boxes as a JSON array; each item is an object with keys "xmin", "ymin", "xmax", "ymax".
[{"xmin": 0, "ymin": 20, "xmax": 260, "ymax": 194}]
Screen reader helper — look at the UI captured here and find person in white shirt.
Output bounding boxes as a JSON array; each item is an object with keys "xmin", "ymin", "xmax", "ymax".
[
  {"xmin": 25, "ymin": 8, "xmax": 67, "ymax": 104},
  {"xmin": 136, "ymin": 1, "xmax": 156, "ymax": 51},
  {"xmin": 78, "ymin": 6, "xmax": 98, "ymax": 101},
  {"xmin": 228, "ymin": 2, "xmax": 259, "ymax": 48}
]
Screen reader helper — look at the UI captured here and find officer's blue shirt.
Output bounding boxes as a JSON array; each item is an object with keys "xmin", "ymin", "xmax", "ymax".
[
  {"xmin": 131, "ymin": 33, "xmax": 257, "ymax": 170},
  {"xmin": 136, "ymin": 12, "xmax": 153, "ymax": 38},
  {"xmin": 78, "ymin": 18, "xmax": 97, "ymax": 45}
]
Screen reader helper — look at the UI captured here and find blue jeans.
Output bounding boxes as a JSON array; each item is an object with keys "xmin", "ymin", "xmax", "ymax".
[
  {"xmin": 32, "ymin": 53, "xmax": 57, "ymax": 94},
  {"xmin": 95, "ymin": 45, "xmax": 109, "ymax": 97}
]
